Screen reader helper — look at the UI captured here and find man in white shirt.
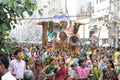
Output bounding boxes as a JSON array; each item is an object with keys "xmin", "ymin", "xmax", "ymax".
[
  {"xmin": 0, "ymin": 53, "xmax": 16, "ymax": 80},
  {"xmin": 9, "ymin": 48, "xmax": 26, "ymax": 80}
]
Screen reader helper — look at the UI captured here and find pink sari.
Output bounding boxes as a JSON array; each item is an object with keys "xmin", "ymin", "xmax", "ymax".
[
  {"xmin": 55, "ymin": 66, "xmax": 68, "ymax": 80},
  {"xmin": 76, "ymin": 66, "xmax": 90, "ymax": 79}
]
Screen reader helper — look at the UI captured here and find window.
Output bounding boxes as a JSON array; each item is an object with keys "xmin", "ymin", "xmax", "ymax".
[
  {"xmin": 89, "ymin": 31, "xmax": 94, "ymax": 37},
  {"xmin": 102, "ymin": 39, "xmax": 108, "ymax": 44}
]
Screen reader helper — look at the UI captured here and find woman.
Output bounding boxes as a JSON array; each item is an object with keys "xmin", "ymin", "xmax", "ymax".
[
  {"xmin": 32, "ymin": 59, "xmax": 44, "ymax": 80},
  {"xmin": 9, "ymin": 53, "xmax": 15, "ymax": 61},
  {"xmin": 55, "ymin": 58, "xmax": 68, "ymax": 80},
  {"xmin": 102, "ymin": 59, "xmax": 118, "ymax": 80},
  {"xmin": 71, "ymin": 64, "xmax": 80, "ymax": 80},
  {"xmin": 91, "ymin": 59, "xmax": 102, "ymax": 80},
  {"xmin": 100, "ymin": 55, "xmax": 107, "ymax": 71},
  {"xmin": 42, "ymin": 58, "xmax": 57, "ymax": 80},
  {"xmin": 76, "ymin": 57, "xmax": 90, "ymax": 80}
]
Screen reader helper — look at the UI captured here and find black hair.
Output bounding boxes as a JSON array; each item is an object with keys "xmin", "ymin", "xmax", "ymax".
[
  {"xmin": 54, "ymin": 67, "xmax": 58, "ymax": 73},
  {"xmin": 10, "ymin": 53, "xmax": 14, "ymax": 57},
  {"xmin": 49, "ymin": 58, "xmax": 54, "ymax": 64},
  {"xmin": 79, "ymin": 57, "xmax": 85, "ymax": 66},
  {"xmin": 71, "ymin": 64, "xmax": 77, "ymax": 68},
  {"xmin": 92, "ymin": 59, "xmax": 98, "ymax": 63},
  {"xmin": 14, "ymin": 48, "xmax": 22, "ymax": 56},
  {"xmin": 0, "ymin": 53, "xmax": 9, "ymax": 69},
  {"xmin": 108, "ymin": 59, "xmax": 114, "ymax": 68},
  {"xmin": 117, "ymin": 47, "xmax": 120, "ymax": 51},
  {"xmin": 89, "ymin": 54, "xmax": 94, "ymax": 60},
  {"xmin": 101, "ymin": 55, "xmax": 105, "ymax": 59},
  {"xmin": 58, "ymin": 58, "xmax": 65, "ymax": 63}
]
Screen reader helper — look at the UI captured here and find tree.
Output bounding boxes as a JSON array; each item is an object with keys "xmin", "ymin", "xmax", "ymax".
[{"xmin": 0, "ymin": 0, "xmax": 41, "ymax": 53}]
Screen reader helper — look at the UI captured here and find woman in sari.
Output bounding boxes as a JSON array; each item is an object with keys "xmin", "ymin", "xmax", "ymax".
[
  {"xmin": 42, "ymin": 58, "xmax": 57, "ymax": 80},
  {"xmin": 102, "ymin": 59, "xmax": 118, "ymax": 80},
  {"xmin": 91, "ymin": 59, "xmax": 102, "ymax": 80},
  {"xmin": 55, "ymin": 58, "xmax": 68, "ymax": 80},
  {"xmin": 76, "ymin": 57, "xmax": 90, "ymax": 80}
]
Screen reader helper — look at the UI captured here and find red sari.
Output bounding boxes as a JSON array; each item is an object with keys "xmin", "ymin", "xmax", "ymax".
[{"xmin": 55, "ymin": 66, "xmax": 68, "ymax": 80}]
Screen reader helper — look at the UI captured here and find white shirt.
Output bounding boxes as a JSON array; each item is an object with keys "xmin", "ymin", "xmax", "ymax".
[
  {"xmin": 48, "ymin": 36, "xmax": 53, "ymax": 42},
  {"xmin": 9, "ymin": 59, "xmax": 26, "ymax": 79},
  {"xmin": 2, "ymin": 71, "xmax": 16, "ymax": 80}
]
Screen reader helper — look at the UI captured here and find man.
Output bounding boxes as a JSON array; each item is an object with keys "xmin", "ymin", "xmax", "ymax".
[
  {"xmin": 9, "ymin": 48, "xmax": 26, "ymax": 80},
  {"xmin": 23, "ymin": 70, "xmax": 34, "ymax": 80},
  {"xmin": 0, "ymin": 52, "xmax": 16, "ymax": 80}
]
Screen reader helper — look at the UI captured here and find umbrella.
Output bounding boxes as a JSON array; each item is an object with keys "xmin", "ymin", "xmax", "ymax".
[{"xmin": 53, "ymin": 13, "xmax": 68, "ymax": 21}]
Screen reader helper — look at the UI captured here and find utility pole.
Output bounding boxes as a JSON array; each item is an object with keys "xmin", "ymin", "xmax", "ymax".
[
  {"xmin": 115, "ymin": 0, "xmax": 118, "ymax": 48},
  {"xmin": 98, "ymin": 26, "xmax": 101, "ymax": 46},
  {"xmin": 108, "ymin": 0, "xmax": 112, "ymax": 47},
  {"xmin": 83, "ymin": 25, "xmax": 85, "ymax": 41}
]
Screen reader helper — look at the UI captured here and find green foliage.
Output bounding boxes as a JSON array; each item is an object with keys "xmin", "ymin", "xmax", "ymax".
[{"xmin": 0, "ymin": 0, "xmax": 40, "ymax": 53}]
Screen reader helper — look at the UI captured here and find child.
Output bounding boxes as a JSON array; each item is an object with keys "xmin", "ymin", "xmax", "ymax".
[{"xmin": 71, "ymin": 64, "xmax": 79, "ymax": 80}]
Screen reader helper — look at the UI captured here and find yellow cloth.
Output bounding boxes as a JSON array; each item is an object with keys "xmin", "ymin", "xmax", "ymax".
[
  {"xmin": 94, "ymin": 50, "xmax": 96, "ymax": 55},
  {"xmin": 88, "ymin": 51, "xmax": 92, "ymax": 55},
  {"xmin": 21, "ymin": 52, "xmax": 25, "ymax": 60},
  {"xmin": 30, "ymin": 47, "xmax": 33, "ymax": 51},
  {"xmin": 30, "ymin": 46, "xmax": 35, "ymax": 51},
  {"xmin": 29, "ymin": 57, "xmax": 33, "ymax": 63},
  {"xmin": 67, "ymin": 58, "xmax": 76, "ymax": 68},
  {"xmin": 114, "ymin": 52, "xmax": 119, "ymax": 62}
]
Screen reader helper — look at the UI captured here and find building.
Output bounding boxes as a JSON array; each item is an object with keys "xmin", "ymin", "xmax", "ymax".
[
  {"xmin": 89, "ymin": 0, "xmax": 110, "ymax": 46},
  {"xmin": 9, "ymin": 0, "xmax": 60, "ymax": 44},
  {"xmin": 9, "ymin": 0, "xmax": 120, "ymax": 46},
  {"xmin": 75, "ymin": 0, "xmax": 94, "ymax": 43},
  {"xmin": 90, "ymin": 0, "xmax": 120, "ymax": 47}
]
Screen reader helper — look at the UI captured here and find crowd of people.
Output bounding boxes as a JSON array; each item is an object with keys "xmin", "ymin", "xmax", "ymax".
[{"xmin": 0, "ymin": 44, "xmax": 120, "ymax": 80}]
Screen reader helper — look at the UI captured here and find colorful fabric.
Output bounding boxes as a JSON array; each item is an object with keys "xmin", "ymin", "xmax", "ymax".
[
  {"xmin": 91, "ymin": 67, "xmax": 102, "ymax": 80},
  {"xmin": 55, "ymin": 66, "xmax": 68, "ymax": 80},
  {"xmin": 73, "ymin": 59, "xmax": 79, "ymax": 66},
  {"xmin": 46, "ymin": 65, "xmax": 56, "ymax": 74},
  {"xmin": 114, "ymin": 52, "xmax": 119, "ymax": 62},
  {"xmin": 76, "ymin": 66, "xmax": 90, "ymax": 79},
  {"xmin": 47, "ymin": 31, "xmax": 55, "ymax": 37},
  {"xmin": 100, "ymin": 62, "xmax": 107, "ymax": 71},
  {"xmin": 93, "ymin": 50, "xmax": 96, "ymax": 55},
  {"xmin": 87, "ymin": 51, "xmax": 92, "ymax": 55},
  {"xmin": 103, "ymin": 68, "xmax": 118, "ymax": 80},
  {"xmin": 67, "ymin": 58, "xmax": 76, "ymax": 68},
  {"xmin": 21, "ymin": 52, "xmax": 25, "ymax": 60},
  {"xmin": 81, "ymin": 49, "xmax": 87, "ymax": 56},
  {"xmin": 41, "ymin": 52, "xmax": 48, "ymax": 61},
  {"xmin": 117, "ymin": 66, "xmax": 120, "ymax": 73},
  {"xmin": 44, "ymin": 57, "xmax": 52, "ymax": 66}
]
